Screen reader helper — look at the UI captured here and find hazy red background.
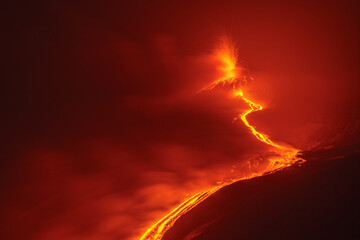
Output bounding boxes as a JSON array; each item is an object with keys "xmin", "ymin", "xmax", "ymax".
[{"xmin": 2, "ymin": 0, "xmax": 360, "ymax": 239}]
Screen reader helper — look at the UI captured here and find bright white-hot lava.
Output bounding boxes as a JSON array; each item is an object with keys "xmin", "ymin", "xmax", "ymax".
[{"xmin": 140, "ymin": 37, "xmax": 304, "ymax": 240}]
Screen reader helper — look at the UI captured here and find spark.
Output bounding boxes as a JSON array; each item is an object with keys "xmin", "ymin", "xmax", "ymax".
[{"xmin": 140, "ymin": 37, "xmax": 304, "ymax": 240}]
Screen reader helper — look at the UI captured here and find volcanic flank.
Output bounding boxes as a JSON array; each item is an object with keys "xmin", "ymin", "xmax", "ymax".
[
  {"xmin": 162, "ymin": 147, "xmax": 360, "ymax": 240},
  {"xmin": 140, "ymin": 37, "xmax": 305, "ymax": 240}
]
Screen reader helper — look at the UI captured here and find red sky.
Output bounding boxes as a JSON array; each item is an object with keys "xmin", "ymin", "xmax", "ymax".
[{"xmin": 2, "ymin": 0, "xmax": 360, "ymax": 239}]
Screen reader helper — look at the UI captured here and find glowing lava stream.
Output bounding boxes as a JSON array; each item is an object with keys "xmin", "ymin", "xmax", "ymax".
[{"xmin": 140, "ymin": 39, "xmax": 303, "ymax": 240}]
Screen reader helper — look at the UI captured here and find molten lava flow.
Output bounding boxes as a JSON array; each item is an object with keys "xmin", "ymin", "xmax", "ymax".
[{"xmin": 140, "ymin": 38, "xmax": 303, "ymax": 240}]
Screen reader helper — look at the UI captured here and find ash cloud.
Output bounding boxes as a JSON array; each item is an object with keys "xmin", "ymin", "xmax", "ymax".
[{"xmin": 2, "ymin": 0, "xmax": 360, "ymax": 240}]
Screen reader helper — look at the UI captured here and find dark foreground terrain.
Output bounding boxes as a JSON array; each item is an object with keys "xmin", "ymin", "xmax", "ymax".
[{"xmin": 163, "ymin": 148, "xmax": 360, "ymax": 240}]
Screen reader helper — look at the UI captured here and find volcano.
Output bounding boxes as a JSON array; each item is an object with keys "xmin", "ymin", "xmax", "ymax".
[
  {"xmin": 2, "ymin": 1, "xmax": 360, "ymax": 240},
  {"xmin": 162, "ymin": 146, "xmax": 360, "ymax": 240}
]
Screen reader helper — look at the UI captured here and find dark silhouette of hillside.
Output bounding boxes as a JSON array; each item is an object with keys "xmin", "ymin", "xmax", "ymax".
[{"xmin": 163, "ymin": 146, "xmax": 360, "ymax": 240}]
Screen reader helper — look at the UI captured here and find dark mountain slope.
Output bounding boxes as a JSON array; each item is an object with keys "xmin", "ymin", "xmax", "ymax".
[{"xmin": 163, "ymin": 150, "xmax": 360, "ymax": 240}]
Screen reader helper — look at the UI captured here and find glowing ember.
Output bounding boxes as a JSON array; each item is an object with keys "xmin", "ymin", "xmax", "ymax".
[{"xmin": 140, "ymin": 37, "xmax": 304, "ymax": 240}]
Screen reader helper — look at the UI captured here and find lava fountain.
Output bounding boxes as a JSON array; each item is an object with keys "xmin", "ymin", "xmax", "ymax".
[{"xmin": 140, "ymin": 37, "xmax": 304, "ymax": 240}]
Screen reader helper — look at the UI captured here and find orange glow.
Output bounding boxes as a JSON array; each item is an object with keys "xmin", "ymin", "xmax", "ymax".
[
  {"xmin": 140, "ymin": 37, "xmax": 304, "ymax": 240},
  {"xmin": 198, "ymin": 37, "xmax": 245, "ymax": 92}
]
